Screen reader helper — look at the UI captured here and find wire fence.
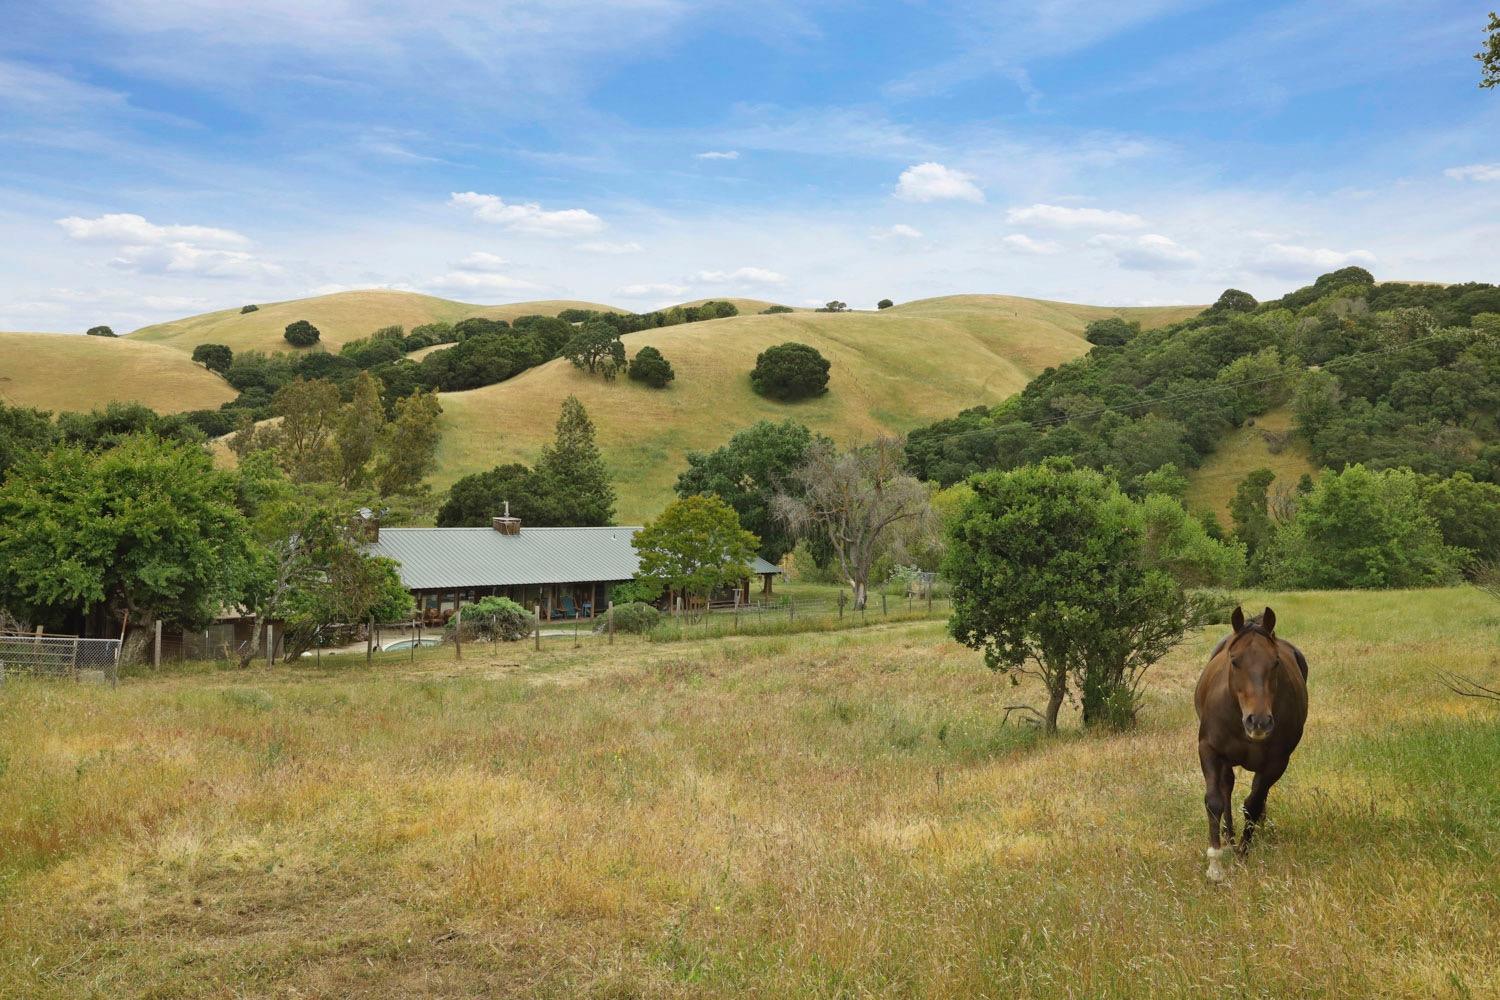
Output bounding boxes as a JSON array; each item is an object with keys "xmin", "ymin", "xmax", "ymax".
[
  {"xmin": 0, "ymin": 632, "xmax": 121, "ymax": 685},
  {"xmin": 647, "ymin": 591, "xmax": 952, "ymax": 642}
]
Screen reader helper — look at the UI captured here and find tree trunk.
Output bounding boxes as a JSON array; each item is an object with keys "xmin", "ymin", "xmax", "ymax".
[
  {"xmin": 1043, "ymin": 682, "xmax": 1065, "ymax": 735},
  {"xmin": 851, "ymin": 579, "xmax": 868, "ymax": 611},
  {"xmin": 240, "ymin": 615, "xmax": 264, "ymax": 669}
]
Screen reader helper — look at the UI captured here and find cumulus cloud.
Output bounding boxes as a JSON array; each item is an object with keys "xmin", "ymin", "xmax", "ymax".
[
  {"xmin": 618, "ymin": 282, "xmax": 689, "ymax": 297},
  {"xmin": 1444, "ymin": 163, "xmax": 1500, "ymax": 182},
  {"xmin": 894, "ymin": 162, "xmax": 984, "ymax": 203},
  {"xmin": 1089, "ymin": 233, "xmax": 1199, "ymax": 271},
  {"xmin": 1001, "ymin": 233, "xmax": 1062, "ymax": 255},
  {"xmin": 1007, "ymin": 203, "xmax": 1146, "ymax": 230},
  {"xmin": 874, "ymin": 224, "xmax": 924, "ymax": 241},
  {"xmin": 695, "ymin": 150, "xmax": 740, "ymax": 160},
  {"xmin": 449, "ymin": 191, "xmax": 604, "ymax": 236},
  {"xmin": 425, "ymin": 271, "xmax": 542, "ymax": 294},
  {"xmin": 57, "ymin": 212, "xmax": 249, "ymax": 248},
  {"xmin": 693, "ymin": 266, "xmax": 787, "ymax": 285},
  {"xmin": 455, "ymin": 251, "xmax": 510, "ymax": 271},
  {"xmin": 1247, "ymin": 243, "xmax": 1376, "ymax": 278},
  {"xmin": 578, "ymin": 241, "xmax": 643, "ymax": 254},
  {"xmin": 108, "ymin": 244, "xmax": 283, "ymax": 279}
]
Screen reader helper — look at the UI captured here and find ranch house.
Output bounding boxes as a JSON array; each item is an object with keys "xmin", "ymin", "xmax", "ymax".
[{"xmin": 364, "ymin": 514, "xmax": 781, "ymax": 623}]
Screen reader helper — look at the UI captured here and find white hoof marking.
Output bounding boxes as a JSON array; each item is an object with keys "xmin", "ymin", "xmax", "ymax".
[{"xmin": 1206, "ymin": 847, "xmax": 1228, "ymax": 882}]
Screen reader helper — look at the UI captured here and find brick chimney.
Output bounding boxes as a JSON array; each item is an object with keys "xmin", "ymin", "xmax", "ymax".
[{"xmin": 492, "ymin": 500, "xmax": 521, "ymax": 535}]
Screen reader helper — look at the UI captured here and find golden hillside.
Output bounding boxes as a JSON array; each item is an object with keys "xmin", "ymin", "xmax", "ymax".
[{"xmin": 0, "ymin": 332, "xmax": 236, "ymax": 414}]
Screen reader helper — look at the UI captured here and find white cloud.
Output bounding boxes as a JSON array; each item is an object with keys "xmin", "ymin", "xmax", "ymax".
[
  {"xmin": 1089, "ymin": 233, "xmax": 1199, "ymax": 271},
  {"xmin": 107, "ymin": 243, "xmax": 283, "ymax": 279},
  {"xmin": 1007, "ymin": 203, "xmax": 1146, "ymax": 230},
  {"xmin": 424, "ymin": 271, "xmax": 542, "ymax": 294},
  {"xmin": 894, "ymin": 162, "xmax": 984, "ymax": 203},
  {"xmin": 1001, "ymin": 233, "xmax": 1063, "ymax": 255},
  {"xmin": 578, "ymin": 241, "xmax": 644, "ymax": 255},
  {"xmin": 449, "ymin": 191, "xmax": 604, "ymax": 236},
  {"xmin": 1247, "ymin": 243, "xmax": 1377, "ymax": 278},
  {"xmin": 1445, "ymin": 163, "xmax": 1500, "ymax": 182},
  {"xmin": 695, "ymin": 150, "xmax": 740, "ymax": 160},
  {"xmin": 876, "ymin": 224, "xmax": 925, "ymax": 241},
  {"xmin": 618, "ymin": 282, "xmax": 689, "ymax": 297},
  {"xmin": 57, "ymin": 212, "xmax": 249, "ymax": 248},
  {"xmin": 455, "ymin": 251, "xmax": 511, "ymax": 271},
  {"xmin": 694, "ymin": 266, "xmax": 787, "ymax": 285}
]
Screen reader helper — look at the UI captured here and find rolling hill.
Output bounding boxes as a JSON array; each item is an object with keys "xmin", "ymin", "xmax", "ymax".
[
  {"xmin": 127, "ymin": 290, "xmax": 623, "ymax": 356},
  {"xmin": 1182, "ymin": 406, "xmax": 1319, "ymax": 526},
  {"xmin": 0, "ymin": 332, "xmax": 237, "ymax": 414},
  {"xmin": 432, "ymin": 295, "xmax": 1200, "ymax": 521}
]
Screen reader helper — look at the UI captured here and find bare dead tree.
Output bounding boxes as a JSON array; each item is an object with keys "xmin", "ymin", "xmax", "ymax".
[{"xmin": 773, "ymin": 435, "xmax": 934, "ymax": 610}]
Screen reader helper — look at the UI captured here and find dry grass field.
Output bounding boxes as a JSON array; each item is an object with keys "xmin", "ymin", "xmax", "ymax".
[
  {"xmin": 127, "ymin": 291, "xmax": 623, "ymax": 356},
  {"xmin": 0, "ymin": 332, "xmax": 237, "ymax": 414},
  {"xmin": 1184, "ymin": 407, "xmax": 1320, "ymax": 524},
  {"xmin": 435, "ymin": 295, "xmax": 1201, "ymax": 520},
  {"xmin": 3, "ymin": 586, "xmax": 1495, "ymax": 998}
]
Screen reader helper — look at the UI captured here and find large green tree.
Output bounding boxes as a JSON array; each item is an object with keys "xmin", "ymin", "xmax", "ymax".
[
  {"xmin": 0, "ymin": 401, "xmax": 55, "ymax": 482},
  {"xmin": 535, "ymin": 396, "xmax": 616, "ymax": 526},
  {"xmin": 334, "ymin": 371, "xmax": 385, "ymax": 489},
  {"xmin": 0, "ymin": 435, "xmax": 254, "ymax": 628},
  {"xmin": 628, "ymin": 345, "xmax": 675, "ymax": 388},
  {"xmin": 436, "ymin": 463, "xmax": 550, "ymax": 527},
  {"xmin": 191, "ymin": 343, "xmax": 234, "ymax": 373},
  {"xmin": 374, "ymin": 390, "xmax": 443, "ymax": 497},
  {"xmin": 562, "ymin": 320, "xmax": 627, "ymax": 378},
  {"xmin": 676, "ymin": 419, "xmax": 827, "ymax": 563},
  {"xmin": 633, "ymin": 494, "xmax": 758, "ymax": 604},
  {"xmin": 944, "ymin": 461, "xmax": 1203, "ymax": 733},
  {"xmin": 1479, "ymin": 10, "xmax": 1500, "ymax": 87},
  {"xmin": 283, "ymin": 319, "xmax": 321, "ymax": 347},
  {"xmin": 749, "ymin": 342, "xmax": 830, "ymax": 401}
]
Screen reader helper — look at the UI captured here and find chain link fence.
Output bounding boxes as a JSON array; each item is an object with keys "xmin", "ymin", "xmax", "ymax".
[{"xmin": 0, "ymin": 632, "xmax": 121, "ymax": 685}]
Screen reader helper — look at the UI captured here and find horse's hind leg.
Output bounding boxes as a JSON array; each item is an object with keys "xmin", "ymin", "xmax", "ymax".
[
  {"xmin": 1199, "ymin": 742, "xmax": 1231, "ymax": 881},
  {"xmin": 1239, "ymin": 759, "xmax": 1287, "ymax": 854}
]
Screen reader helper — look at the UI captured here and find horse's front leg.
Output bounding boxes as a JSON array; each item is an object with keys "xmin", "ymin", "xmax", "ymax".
[
  {"xmin": 1239, "ymin": 759, "xmax": 1287, "ymax": 855},
  {"xmin": 1199, "ymin": 741, "xmax": 1230, "ymax": 881}
]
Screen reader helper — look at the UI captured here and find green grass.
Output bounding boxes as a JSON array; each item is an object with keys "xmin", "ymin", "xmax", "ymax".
[
  {"xmin": 435, "ymin": 294, "xmax": 1200, "ymax": 520},
  {"xmin": 0, "ymin": 332, "xmax": 237, "ymax": 414},
  {"xmin": 2, "ymin": 586, "xmax": 1495, "ymax": 998}
]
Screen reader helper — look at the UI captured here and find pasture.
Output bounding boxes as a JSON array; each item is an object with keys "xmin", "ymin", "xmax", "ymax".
[
  {"xmin": 1, "ymin": 586, "xmax": 1495, "ymax": 998},
  {"xmin": 0, "ymin": 332, "xmax": 237, "ymax": 415}
]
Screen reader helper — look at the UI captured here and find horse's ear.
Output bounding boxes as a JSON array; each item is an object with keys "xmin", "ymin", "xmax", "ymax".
[
  {"xmin": 1231, "ymin": 606, "xmax": 1245, "ymax": 632},
  {"xmin": 1262, "ymin": 607, "xmax": 1276, "ymax": 635}
]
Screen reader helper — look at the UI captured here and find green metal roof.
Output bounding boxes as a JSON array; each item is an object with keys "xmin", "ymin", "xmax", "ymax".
[{"xmin": 366, "ymin": 526, "xmax": 780, "ymax": 591}]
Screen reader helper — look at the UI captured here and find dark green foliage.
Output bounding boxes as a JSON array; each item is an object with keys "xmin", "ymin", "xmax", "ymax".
[
  {"xmin": 1258, "ymin": 465, "xmax": 1462, "ymax": 588},
  {"xmin": 1229, "ymin": 468, "xmax": 1277, "ymax": 559},
  {"xmin": 339, "ymin": 334, "xmax": 404, "ymax": 369},
  {"xmin": 178, "ymin": 408, "xmax": 237, "ymax": 439},
  {"xmin": 535, "ymin": 397, "xmax": 615, "ymax": 526},
  {"xmin": 283, "ymin": 319, "xmax": 321, "ymax": 347},
  {"xmin": 240, "ymin": 304, "xmax": 259, "ymax": 314},
  {"xmin": 56, "ymin": 402, "xmax": 205, "ymax": 450},
  {"xmin": 904, "ymin": 407, "xmax": 1010, "ymax": 487},
  {"xmin": 877, "ymin": 299, "xmax": 894, "ymax": 310},
  {"xmin": 509, "ymin": 315, "xmax": 574, "ymax": 357},
  {"xmin": 85, "ymin": 325, "xmax": 116, "ymax": 337},
  {"xmin": 191, "ymin": 343, "xmax": 234, "ymax": 374},
  {"xmin": 1479, "ymin": 10, "xmax": 1500, "ymax": 87},
  {"xmin": 605, "ymin": 601, "xmax": 662, "ymax": 634},
  {"xmin": 416, "ymin": 330, "xmax": 547, "ymax": 391},
  {"xmin": 627, "ymin": 345, "xmax": 675, "ymax": 388},
  {"xmin": 1084, "ymin": 317, "xmax": 1139, "ymax": 347},
  {"xmin": 1207, "ymin": 288, "xmax": 1258, "ymax": 315},
  {"xmin": 436, "ymin": 463, "xmax": 549, "ymax": 527},
  {"xmin": 453, "ymin": 317, "xmax": 511, "ymax": 340},
  {"xmin": 676, "ymin": 420, "xmax": 828, "ymax": 562},
  {"xmin": 0, "ymin": 401, "xmax": 56, "ymax": 482},
  {"xmin": 750, "ymin": 342, "xmax": 830, "ymax": 401},
  {"xmin": 816, "ymin": 301, "xmax": 849, "ymax": 313},
  {"xmin": 563, "ymin": 321, "xmax": 627, "ymax": 378},
  {"xmin": 557, "ymin": 301, "xmax": 737, "ymax": 334},
  {"xmin": 450, "ymin": 596, "xmax": 534, "ymax": 641},
  {"xmin": 1421, "ymin": 472, "xmax": 1500, "ymax": 573},
  {"xmin": 762, "ymin": 305, "xmax": 794, "ymax": 314}
]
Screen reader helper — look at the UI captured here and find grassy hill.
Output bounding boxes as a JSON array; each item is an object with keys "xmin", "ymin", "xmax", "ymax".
[
  {"xmin": 434, "ymin": 295, "xmax": 1200, "ymax": 521},
  {"xmin": 127, "ymin": 290, "xmax": 622, "ymax": 356},
  {"xmin": 0, "ymin": 332, "xmax": 236, "ymax": 414},
  {"xmin": 1183, "ymin": 406, "xmax": 1319, "ymax": 525}
]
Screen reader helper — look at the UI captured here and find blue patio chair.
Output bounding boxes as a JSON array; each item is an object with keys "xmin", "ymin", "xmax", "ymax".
[{"xmin": 559, "ymin": 594, "xmax": 579, "ymax": 619}]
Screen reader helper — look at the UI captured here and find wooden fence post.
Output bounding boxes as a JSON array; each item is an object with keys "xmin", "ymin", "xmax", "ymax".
[
  {"xmin": 607, "ymin": 601, "xmax": 614, "ymax": 645},
  {"xmin": 535, "ymin": 605, "xmax": 542, "ymax": 651},
  {"xmin": 412, "ymin": 620, "xmax": 419, "ymax": 663},
  {"xmin": 454, "ymin": 606, "xmax": 463, "ymax": 661},
  {"xmin": 153, "ymin": 619, "xmax": 162, "ymax": 669},
  {"xmin": 71, "ymin": 635, "xmax": 80, "ymax": 683},
  {"xmin": 838, "ymin": 591, "xmax": 845, "ymax": 620},
  {"xmin": 366, "ymin": 617, "xmax": 373, "ymax": 664},
  {"xmin": 882, "ymin": 593, "xmax": 888, "ymax": 616},
  {"xmin": 927, "ymin": 588, "xmax": 933, "ymax": 615}
]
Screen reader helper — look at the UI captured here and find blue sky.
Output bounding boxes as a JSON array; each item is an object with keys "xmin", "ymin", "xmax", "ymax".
[{"xmin": 2, "ymin": 1, "xmax": 1497, "ymax": 331}]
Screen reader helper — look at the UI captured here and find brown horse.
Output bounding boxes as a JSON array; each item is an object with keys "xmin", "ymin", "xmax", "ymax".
[{"xmin": 1193, "ymin": 606, "xmax": 1309, "ymax": 881}]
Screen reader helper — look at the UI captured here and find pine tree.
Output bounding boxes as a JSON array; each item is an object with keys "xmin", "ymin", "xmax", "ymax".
[{"xmin": 536, "ymin": 396, "xmax": 616, "ymax": 525}]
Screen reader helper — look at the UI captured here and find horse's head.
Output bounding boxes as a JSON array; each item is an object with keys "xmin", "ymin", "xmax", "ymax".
[{"xmin": 1227, "ymin": 605, "xmax": 1282, "ymax": 741}]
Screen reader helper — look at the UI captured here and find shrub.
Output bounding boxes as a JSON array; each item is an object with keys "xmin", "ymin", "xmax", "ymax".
[
  {"xmin": 628, "ymin": 345, "xmax": 675, "ymax": 388},
  {"xmin": 240, "ymin": 304, "xmax": 259, "ymax": 314},
  {"xmin": 1083, "ymin": 317, "xmax": 1138, "ymax": 348},
  {"xmin": 877, "ymin": 299, "xmax": 894, "ymax": 309},
  {"xmin": 761, "ymin": 305, "xmax": 794, "ymax": 314},
  {"xmin": 1208, "ymin": 288, "xmax": 1258, "ymax": 314},
  {"xmin": 816, "ymin": 301, "xmax": 849, "ymax": 313},
  {"xmin": 450, "ymin": 596, "xmax": 534, "ymax": 641},
  {"xmin": 607, "ymin": 579, "xmax": 662, "ymax": 605},
  {"xmin": 598, "ymin": 601, "xmax": 661, "ymax": 634},
  {"xmin": 85, "ymin": 325, "xmax": 116, "ymax": 337},
  {"xmin": 749, "ymin": 342, "xmax": 830, "ymax": 401},
  {"xmin": 191, "ymin": 343, "xmax": 234, "ymax": 374},
  {"xmin": 283, "ymin": 320, "xmax": 321, "ymax": 347}
]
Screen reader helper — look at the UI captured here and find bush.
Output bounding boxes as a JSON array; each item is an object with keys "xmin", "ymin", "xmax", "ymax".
[
  {"xmin": 240, "ymin": 304, "xmax": 259, "ymax": 314},
  {"xmin": 85, "ymin": 325, "xmax": 116, "ymax": 337},
  {"xmin": 450, "ymin": 596, "xmax": 534, "ymax": 641},
  {"xmin": 1208, "ymin": 288, "xmax": 1258, "ymax": 314},
  {"xmin": 628, "ymin": 345, "xmax": 675, "ymax": 388},
  {"xmin": 283, "ymin": 320, "xmax": 321, "ymax": 347},
  {"xmin": 761, "ymin": 305, "xmax": 793, "ymax": 314},
  {"xmin": 598, "ymin": 601, "xmax": 661, "ymax": 634},
  {"xmin": 749, "ymin": 342, "xmax": 830, "ymax": 401},
  {"xmin": 877, "ymin": 299, "xmax": 894, "ymax": 309},
  {"xmin": 191, "ymin": 343, "xmax": 234, "ymax": 374}
]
